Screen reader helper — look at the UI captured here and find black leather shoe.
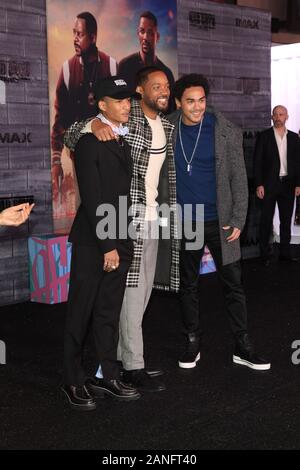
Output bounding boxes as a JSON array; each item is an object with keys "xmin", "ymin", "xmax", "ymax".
[
  {"xmin": 122, "ymin": 369, "xmax": 166, "ymax": 392},
  {"xmin": 61, "ymin": 384, "xmax": 97, "ymax": 411},
  {"xmin": 120, "ymin": 365, "xmax": 164, "ymax": 378},
  {"xmin": 86, "ymin": 377, "xmax": 140, "ymax": 400},
  {"xmin": 144, "ymin": 368, "xmax": 164, "ymax": 378}
]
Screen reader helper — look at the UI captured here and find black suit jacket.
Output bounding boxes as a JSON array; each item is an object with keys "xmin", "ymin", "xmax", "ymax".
[
  {"xmin": 254, "ymin": 127, "xmax": 300, "ymax": 191},
  {"xmin": 69, "ymin": 134, "xmax": 133, "ymax": 259}
]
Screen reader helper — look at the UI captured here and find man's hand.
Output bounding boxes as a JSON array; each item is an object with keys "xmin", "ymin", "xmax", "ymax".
[
  {"xmin": 222, "ymin": 226, "xmax": 241, "ymax": 242},
  {"xmin": 295, "ymin": 186, "xmax": 300, "ymax": 197},
  {"xmin": 256, "ymin": 185, "xmax": 264, "ymax": 199},
  {"xmin": 103, "ymin": 249, "xmax": 120, "ymax": 272},
  {"xmin": 91, "ymin": 119, "xmax": 117, "ymax": 141},
  {"xmin": 0, "ymin": 203, "xmax": 34, "ymax": 227}
]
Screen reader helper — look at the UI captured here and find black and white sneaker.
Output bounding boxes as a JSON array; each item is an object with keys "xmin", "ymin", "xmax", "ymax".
[
  {"xmin": 178, "ymin": 351, "xmax": 200, "ymax": 369},
  {"xmin": 233, "ymin": 333, "xmax": 271, "ymax": 370},
  {"xmin": 178, "ymin": 332, "xmax": 201, "ymax": 369},
  {"xmin": 233, "ymin": 351, "xmax": 271, "ymax": 370}
]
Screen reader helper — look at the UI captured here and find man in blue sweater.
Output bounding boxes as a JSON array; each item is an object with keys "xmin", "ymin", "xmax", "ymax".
[{"xmin": 170, "ymin": 74, "xmax": 270, "ymax": 371}]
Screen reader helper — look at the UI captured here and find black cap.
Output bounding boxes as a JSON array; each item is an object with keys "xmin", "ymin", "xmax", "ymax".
[{"xmin": 94, "ymin": 76, "xmax": 135, "ymax": 101}]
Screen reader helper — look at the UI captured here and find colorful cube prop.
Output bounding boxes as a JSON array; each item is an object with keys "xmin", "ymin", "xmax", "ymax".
[
  {"xmin": 200, "ymin": 246, "xmax": 216, "ymax": 274},
  {"xmin": 28, "ymin": 235, "xmax": 215, "ymax": 303},
  {"xmin": 28, "ymin": 235, "xmax": 72, "ymax": 304}
]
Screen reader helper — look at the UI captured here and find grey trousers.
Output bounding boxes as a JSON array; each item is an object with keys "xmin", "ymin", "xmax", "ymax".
[{"xmin": 118, "ymin": 221, "xmax": 159, "ymax": 370}]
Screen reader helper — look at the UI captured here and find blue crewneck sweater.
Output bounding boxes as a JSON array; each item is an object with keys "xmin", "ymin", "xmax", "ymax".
[{"xmin": 175, "ymin": 112, "xmax": 218, "ymax": 221}]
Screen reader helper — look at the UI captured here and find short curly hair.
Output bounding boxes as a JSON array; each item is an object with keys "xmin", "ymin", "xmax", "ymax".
[{"xmin": 174, "ymin": 74, "xmax": 210, "ymax": 101}]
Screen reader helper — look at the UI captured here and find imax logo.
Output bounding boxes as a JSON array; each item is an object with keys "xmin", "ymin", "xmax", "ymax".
[
  {"xmin": 0, "ymin": 340, "xmax": 6, "ymax": 365},
  {"xmin": 0, "ymin": 132, "xmax": 32, "ymax": 144},
  {"xmin": 236, "ymin": 18, "xmax": 259, "ymax": 29}
]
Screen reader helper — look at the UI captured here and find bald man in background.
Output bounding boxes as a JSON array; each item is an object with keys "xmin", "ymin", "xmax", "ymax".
[{"xmin": 254, "ymin": 105, "xmax": 300, "ymax": 265}]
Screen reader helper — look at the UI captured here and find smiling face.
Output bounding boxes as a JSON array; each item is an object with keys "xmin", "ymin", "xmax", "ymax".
[
  {"xmin": 137, "ymin": 70, "xmax": 170, "ymax": 118},
  {"xmin": 98, "ymin": 97, "xmax": 131, "ymax": 126},
  {"xmin": 73, "ymin": 18, "xmax": 96, "ymax": 56},
  {"xmin": 176, "ymin": 86, "xmax": 207, "ymax": 125}
]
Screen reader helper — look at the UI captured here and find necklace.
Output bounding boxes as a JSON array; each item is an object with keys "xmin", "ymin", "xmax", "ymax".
[{"xmin": 178, "ymin": 115, "xmax": 203, "ymax": 176}]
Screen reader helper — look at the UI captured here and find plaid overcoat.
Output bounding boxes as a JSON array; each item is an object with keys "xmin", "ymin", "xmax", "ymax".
[{"xmin": 64, "ymin": 99, "xmax": 180, "ymax": 291}]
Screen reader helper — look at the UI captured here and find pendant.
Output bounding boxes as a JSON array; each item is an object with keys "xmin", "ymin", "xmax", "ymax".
[{"xmin": 187, "ymin": 163, "xmax": 192, "ymax": 176}]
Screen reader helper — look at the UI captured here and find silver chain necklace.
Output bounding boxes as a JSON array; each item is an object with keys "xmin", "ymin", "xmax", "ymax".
[{"xmin": 178, "ymin": 114, "xmax": 203, "ymax": 176}]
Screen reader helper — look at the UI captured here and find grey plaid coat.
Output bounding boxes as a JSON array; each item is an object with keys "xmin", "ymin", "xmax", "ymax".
[{"xmin": 64, "ymin": 99, "xmax": 180, "ymax": 291}]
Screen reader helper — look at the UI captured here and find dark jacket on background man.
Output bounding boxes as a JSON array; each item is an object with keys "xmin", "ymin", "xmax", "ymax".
[{"xmin": 254, "ymin": 127, "xmax": 300, "ymax": 191}]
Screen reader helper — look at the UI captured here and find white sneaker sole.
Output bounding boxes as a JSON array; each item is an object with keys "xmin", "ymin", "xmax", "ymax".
[
  {"xmin": 178, "ymin": 352, "xmax": 200, "ymax": 369},
  {"xmin": 233, "ymin": 355, "xmax": 271, "ymax": 370}
]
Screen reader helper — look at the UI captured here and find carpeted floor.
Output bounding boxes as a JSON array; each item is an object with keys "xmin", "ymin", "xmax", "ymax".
[{"xmin": 1, "ymin": 257, "xmax": 300, "ymax": 450}]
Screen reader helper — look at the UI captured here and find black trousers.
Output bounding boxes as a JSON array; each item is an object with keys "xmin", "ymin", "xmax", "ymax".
[
  {"xmin": 180, "ymin": 220, "xmax": 248, "ymax": 340},
  {"xmin": 63, "ymin": 244, "xmax": 130, "ymax": 386},
  {"xmin": 259, "ymin": 178, "xmax": 295, "ymax": 258}
]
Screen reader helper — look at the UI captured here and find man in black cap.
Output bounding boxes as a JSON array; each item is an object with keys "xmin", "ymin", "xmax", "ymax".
[{"xmin": 62, "ymin": 76, "xmax": 140, "ymax": 410}]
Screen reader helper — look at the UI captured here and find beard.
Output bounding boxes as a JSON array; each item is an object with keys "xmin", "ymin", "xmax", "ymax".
[{"xmin": 143, "ymin": 94, "xmax": 169, "ymax": 113}]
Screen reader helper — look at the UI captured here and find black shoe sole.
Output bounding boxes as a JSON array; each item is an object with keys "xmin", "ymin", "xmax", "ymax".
[
  {"xmin": 87, "ymin": 384, "xmax": 141, "ymax": 401},
  {"xmin": 122, "ymin": 381, "xmax": 167, "ymax": 393},
  {"xmin": 137, "ymin": 384, "xmax": 166, "ymax": 393},
  {"xmin": 120, "ymin": 369, "xmax": 164, "ymax": 378}
]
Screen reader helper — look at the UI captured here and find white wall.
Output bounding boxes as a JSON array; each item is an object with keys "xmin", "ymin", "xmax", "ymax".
[
  {"xmin": 271, "ymin": 43, "xmax": 300, "ymax": 243},
  {"xmin": 271, "ymin": 43, "xmax": 300, "ymax": 133}
]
